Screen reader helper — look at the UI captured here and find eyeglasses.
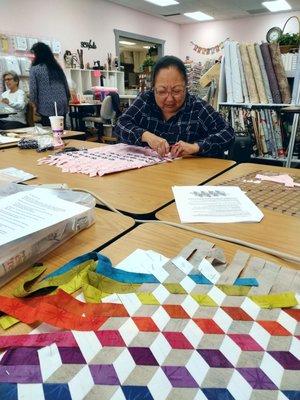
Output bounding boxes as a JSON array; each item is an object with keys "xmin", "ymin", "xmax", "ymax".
[{"xmin": 154, "ymin": 86, "xmax": 186, "ymax": 98}]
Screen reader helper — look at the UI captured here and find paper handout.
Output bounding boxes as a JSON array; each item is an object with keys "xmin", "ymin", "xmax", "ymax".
[
  {"xmin": 0, "ymin": 188, "xmax": 89, "ymax": 247},
  {"xmin": 172, "ymin": 186, "xmax": 264, "ymax": 223}
]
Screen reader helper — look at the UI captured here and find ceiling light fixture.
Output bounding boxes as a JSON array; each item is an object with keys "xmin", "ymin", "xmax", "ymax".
[
  {"xmin": 143, "ymin": 46, "xmax": 151, "ymax": 49},
  {"xmin": 184, "ymin": 11, "xmax": 214, "ymax": 21},
  {"xmin": 262, "ymin": 0, "xmax": 291, "ymax": 12},
  {"xmin": 119, "ymin": 41, "xmax": 136, "ymax": 46},
  {"xmin": 144, "ymin": 0, "xmax": 179, "ymax": 6}
]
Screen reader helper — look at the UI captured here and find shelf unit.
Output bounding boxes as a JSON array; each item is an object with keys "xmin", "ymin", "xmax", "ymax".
[
  {"xmin": 64, "ymin": 69, "xmax": 125, "ymax": 94},
  {"xmin": 218, "ymin": 52, "xmax": 300, "ymax": 167}
]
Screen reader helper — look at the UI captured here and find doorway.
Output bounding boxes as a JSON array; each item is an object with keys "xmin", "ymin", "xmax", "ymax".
[{"xmin": 114, "ymin": 30, "xmax": 165, "ymax": 92}]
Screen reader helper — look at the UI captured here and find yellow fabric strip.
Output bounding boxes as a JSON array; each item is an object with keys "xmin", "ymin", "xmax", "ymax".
[{"xmin": 250, "ymin": 292, "xmax": 298, "ymax": 308}]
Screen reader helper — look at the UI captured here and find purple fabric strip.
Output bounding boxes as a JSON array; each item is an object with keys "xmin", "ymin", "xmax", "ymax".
[
  {"xmin": 237, "ymin": 368, "xmax": 277, "ymax": 389},
  {"xmin": 89, "ymin": 364, "xmax": 120, "ymax": 385},
  {"xmin": 0, "ymin": 365, "xmax": 42, "ymax": 383},
  {"xmin": 162, "ymin": 366, "xmax": 199, "ymax": 388}
]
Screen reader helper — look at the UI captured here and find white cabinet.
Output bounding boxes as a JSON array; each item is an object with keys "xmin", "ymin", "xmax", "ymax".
[{"xmin": 64, "ymin": 69, "xmax": 125, "ymax": 94}]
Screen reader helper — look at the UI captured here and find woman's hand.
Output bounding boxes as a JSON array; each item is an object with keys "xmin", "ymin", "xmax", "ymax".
[
  {"xmin": 171, "ymin": 141, "xmax": 200, "ymax": 158},
  {"xmin": 1, "ymin": 98, "xmax": 9, "ymax": 105},
  {"xmin": 142, "ymin": 131, "xmax": 170, "ymax": 157}
]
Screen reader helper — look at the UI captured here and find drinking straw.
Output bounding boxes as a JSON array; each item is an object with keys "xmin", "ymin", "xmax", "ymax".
[{"xmin": 54, "ymin": 102, "xmax": 58, "ymax": 116}]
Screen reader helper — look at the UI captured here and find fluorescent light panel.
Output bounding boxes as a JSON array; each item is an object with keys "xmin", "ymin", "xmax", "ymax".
[
  {"xmin": 119, "ymin": 41, "xmax": 136, "ymax": 46},
  {"xmin": 143, "ymin": 46, "xmax": 151, "ymax": 49},
  {"xmin": 262, "ymin": 0, "xmax": 291, "ymax": 12},
  {"xmin": 144, "ymin": 0, "xmax": 179, "ymax": 6},
  {"xmin": 184, "ymin": 11, "xmax": 214, "ymax": 21}
]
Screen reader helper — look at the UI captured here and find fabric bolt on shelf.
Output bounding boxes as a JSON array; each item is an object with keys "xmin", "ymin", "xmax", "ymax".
[
  {"xmin": 247, "ymin": 43, "xmax": 268, "ymax": 104},
  {"xmin": 260, "ymin": 43, "xmax": 282, "ymax": 104},
  {"xmin": 236, "ymin": 43, "xmax": 249, "ymax": 103},
  {"xmin": 239, "ymin": 43, "xmax": 259, "ymax": 103},
  {"xmin": 229, "ymin": 41, "xmax": 244, "ymax": 103},
  {"xmin": 38, "ymin": 144, "xmax": 172, "ymax": 177},
  {"xmin": 224, "ymin": 41, "xmax": 233, "ymax": 103},
  {"xmin": 269, "ymin": 43, "xmax": 291, "ymax": 104},
  {"xmin": 254, "ymin": 44, "xmax": 273, "ymax": 103}
]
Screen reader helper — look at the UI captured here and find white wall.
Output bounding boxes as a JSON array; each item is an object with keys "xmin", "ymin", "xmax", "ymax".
[
  {"xmin": 180, "ymin": 11, "xmax": 300, "ymax": 62},
  {"xmin": 0, "ymin": 0, "xmax": 180, "ymax": 66}
]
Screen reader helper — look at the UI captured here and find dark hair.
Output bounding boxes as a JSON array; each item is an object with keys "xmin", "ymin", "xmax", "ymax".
[
  {"xmin": 2, "ymin": 70, "xmax": 20, "ymax": 89},
  {"xmin": 152, "ymin": 55, "xmax": 187, "ymax": 86},
  {"xmin": 31, "ymin": 42, "xmax": 70, "ymax": 99}
]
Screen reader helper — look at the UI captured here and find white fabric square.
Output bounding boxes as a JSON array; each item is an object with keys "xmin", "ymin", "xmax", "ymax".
[
  {"xmin": 101, "ymin": 293, "xmax": 122, "ymax": 303},
  {"xmin": 118, "ymin": 317, "xmax": 139, "ymax": 346},
  {"xmin": 171, "ymin": 256, "xmax": 193, "ymax": 274},
  {"xmin": 198, "ymin": 258, "xmax": 220, "ymax": 284},
  {"xmin": 153, "ymin": 284, "xmax": 170, "ymax": 303},
  {"xmin": 181, "ymin": 295, "xmax": 199, "ymax": 318},
  {"xmin": 118, "ymin": 293, "xmax": 142, "ymax": 315},
  {"xmin": 151, "ymin": 306, "xmax": 171, "ymax": 331},
  {"xmin": 219, "ymin": 335, "xmax": 241, "ymax": 366},
  {"xmin": 213, "ymin": 308, "xmax": 233, "ymax": 333},
  {"xmin": 18, "ymin": 384, "xmax": 45, "ymax": 400},
  {"xmin": 241, "ymin": 297, "xmax": 260, "ymax": 319},
  {"xmin": 113, "ymin": 348, "xmax": 136, "ymax": 384},
  {"xmin": 38, "ymin": 343, "xmax": 62, "ymax": 382},
  {"xmin": 186, "ymin": 351, "xmax": 210, "ymax": 386},
  {"xmin": 182, "ymin": 320, "xmax": 204, "ymax": 348},
  {"xmin": 193, "ymin": 390, "xmax": 209, "ymax": 400},
  {"xmin": 249, "ymin": 322, "xmax": 271, "ymax": 350},
  {"xmin": 111, "ymin": 388, "xmax": 126, "ymax": 400},
  {"xmin": 72, "ymin": 331, "xmax": 102, "ymax": 363},
  {"xmin": 180, "ymin": 276, "xmax": 197, "ymax": 293},
  {"xmin": 260, "ymin": 352, "xmax": 284, "ymax": 388},
  {"xmin": 227, "ymin": 370, "xmax": 252, "ymax": 400},
  {"xmin": 289, "ymin": 337, "xmax": 300, "ymax": 360},
  {"xmin": 68, "ymin": 365, "xmax": 94, "ymax": 400},
  {"xmin": 278, "ymin": 310, "xmax": 297, "ymax": 334},
  {"xmin": 150, "ymin": 332, "xmax": 172, "ymax": 365},
  {"xmin": 207, "ymin": 286, "xmax": 226, "ymax": 305},
  {"xmin": 148, "ymin": 367, "xmax": 172, "ymax": 400}
]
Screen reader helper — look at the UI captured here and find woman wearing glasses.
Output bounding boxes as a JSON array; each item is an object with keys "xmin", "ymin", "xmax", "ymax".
[
  {"xmin": 115, "ymin": 55, "xmax": 234, "ymax": 157},
  {"xmin": 0, "ymin": 71, "xmax": 28, "ymax": 130}
]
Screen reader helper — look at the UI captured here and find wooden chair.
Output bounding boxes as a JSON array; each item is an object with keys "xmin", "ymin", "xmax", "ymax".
[{"xmin": 26, "ymin": 102, "xmax": 35, "ymax": 127}]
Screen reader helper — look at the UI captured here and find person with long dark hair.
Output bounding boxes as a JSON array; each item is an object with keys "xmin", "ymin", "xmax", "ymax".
[
  {"xmin": 29, "ymin": 42, "xmax": 70, "ymax": 126},
  {"xmin": 115, "ymin": 55, "xmax": 234, "ymax": 158}
]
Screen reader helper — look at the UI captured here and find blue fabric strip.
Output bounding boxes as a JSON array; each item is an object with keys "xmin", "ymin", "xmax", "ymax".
[{"xmin": 45, "ymin": 251, "xmax": 159, "ymax": 284}]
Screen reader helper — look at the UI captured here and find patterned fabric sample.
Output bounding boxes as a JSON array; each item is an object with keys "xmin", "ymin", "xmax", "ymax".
[
  {"xmin": 229, "ymin": 41, "xmax": 244, "ymax": 103},
  {"xmin": 239, "ymin": 44, "xmax": 259, "ymax": 103},
  {"xmin": 260, "ymin": 43, "xmax": 282, "ymax": 104},
  {"xmin": 255, "ymin": 44, "xmax": 273, "ymax": 103},
  {"xmin": 269, "ymin": 43, "xmax": 292, "ymax": 104},
  {"xmin": 236, "ymin": 44, "xmax": 249, "ymax": 103},
  {"xmin": 247, "ymin": 44, "xmax": 268, "ymax": 104},
  {"xmin": 224, "ymin": 41, "xmax": 234, "ymax": 103},
  {"xmin": 38, "ymin": 144, "xmax": 172, "ymax": 177}
]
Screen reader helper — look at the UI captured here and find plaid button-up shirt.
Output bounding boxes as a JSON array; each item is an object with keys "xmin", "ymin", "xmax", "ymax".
[{"xmin": 115, "ymin": 90, "xmax": 235, "ymax": 156}]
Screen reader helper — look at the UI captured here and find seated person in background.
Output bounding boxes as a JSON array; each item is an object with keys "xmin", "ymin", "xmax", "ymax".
[
  {"xmin": 115, "ymin": 55, "xmax": 235, "ymax": 157},
  {"xmin": 0, "ymin": 71, "xmax": 28, "ymax": 130}
]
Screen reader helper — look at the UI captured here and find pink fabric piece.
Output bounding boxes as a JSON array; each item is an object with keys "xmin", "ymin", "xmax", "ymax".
[
  {"xmin": 0, "ymin": 331, "xmax": 77, "ymax": 349},
  {"xmin": 255, "ymin": 174, "xmax": 300, "ymax": 188},
  {"xmin": 92, "ymin": 86, "xmax": 118, "ymax": 92},
  {"xmin": 38, "ymin": 144, "xmax": 172, "ymax": 177}
]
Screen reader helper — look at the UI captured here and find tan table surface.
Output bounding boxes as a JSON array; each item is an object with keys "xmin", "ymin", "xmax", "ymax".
[
  {"xmin": 0, "ymin": 139, "xmax": 235, "ymax": 216},
  {"xmin": 0, "ymin": 208, "xmax": 134, "ymax": 335},
  {"xmin": 156, "ymin": 163, "xmax": 300, "ymax": 261},
  {"xmin": 0, "ymin": 130, "xmax": 85, "ymax": 149},
  {"xmin": 101, "ymin": 222, "xmax": 299, "ymax": 270}
]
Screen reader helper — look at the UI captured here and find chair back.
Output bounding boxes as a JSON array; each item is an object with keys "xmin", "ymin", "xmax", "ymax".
[{"xmin": 26, "ymin": 101, "xmax": 35, "ymax": 127}]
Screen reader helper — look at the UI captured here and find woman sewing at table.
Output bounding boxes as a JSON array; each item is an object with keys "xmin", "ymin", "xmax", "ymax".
[
  {"xmin": 0, "ymin": 71, "xmax": 28, "ymax": 130},
  {"xmin": 115, "ymin": 55, "xmax": 234, "ymax": 157}
]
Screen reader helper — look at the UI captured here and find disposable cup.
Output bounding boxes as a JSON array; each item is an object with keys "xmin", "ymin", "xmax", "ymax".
[{"xmin": 49, "ymin": 116, "xmax": 64, "ymax": 147}]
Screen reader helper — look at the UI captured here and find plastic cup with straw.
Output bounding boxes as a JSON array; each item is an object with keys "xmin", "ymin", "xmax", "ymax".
[{"xmin": 50, "ymin": 102, "xmax": 64, "ymax": 147}]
